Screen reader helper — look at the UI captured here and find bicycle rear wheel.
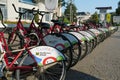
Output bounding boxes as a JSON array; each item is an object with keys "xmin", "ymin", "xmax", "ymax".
[
  {"xmin": 71, "ymin": 43, "xmax": 81, "ymax": 66},
  {"xmin": 61, "ymin": 33, "xmax": 81, "ymax": 67},
  {"xmin": 15, "ymin": 54, "xmax": 66, "ymax": 80},
  {"xmin": 80, "ymin": 41, "xmax": 88, "ymax": 60},
  {"xmin": 61, "ymin": 47, "xmax": 72, "ymax": 70},
  {"xmin": 43, "ymin": 33, "xmax": 73, "ymax": 70},
  {"xmin": 7, "ymin": 31, "xmax": 24, "ymax": 50}
]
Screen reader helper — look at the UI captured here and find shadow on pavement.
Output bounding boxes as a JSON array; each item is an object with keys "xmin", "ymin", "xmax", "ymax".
[{"xmin": 66, "ymin": 69, "xmax": 100, "ymax": 80}]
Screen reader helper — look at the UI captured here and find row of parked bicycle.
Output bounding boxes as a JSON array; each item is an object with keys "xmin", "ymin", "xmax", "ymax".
[{"xmin": 0, "ymin": 4, "xmax": 118, "ymax": 80}]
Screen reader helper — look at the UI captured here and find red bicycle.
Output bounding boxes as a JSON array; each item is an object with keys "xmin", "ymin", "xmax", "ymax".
[
  {"xmin": 0, "ymin": 6, "xmax": 66, "ymax": 80},
  {"xmin": 7, "ymin": 5, "xmax": 73, "ymax": 71}
]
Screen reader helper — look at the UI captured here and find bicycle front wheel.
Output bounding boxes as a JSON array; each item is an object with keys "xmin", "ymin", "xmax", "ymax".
[{"xmin": 15, "ymin": 54, "xmax": 66, "ymax": 80}]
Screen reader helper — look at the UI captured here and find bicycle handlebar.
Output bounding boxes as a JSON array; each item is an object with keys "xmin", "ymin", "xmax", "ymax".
[{"xmin": 12, "ymin": 4, "xmax": 33, "ymax": 15}]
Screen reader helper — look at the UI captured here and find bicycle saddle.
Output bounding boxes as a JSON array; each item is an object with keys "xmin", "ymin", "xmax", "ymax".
[
  {"xmin": 51, "ymin": 20, "xmax": 67, "ymax": 27},
  {"xmin": 38, "ymin": 22, "xmax": 50, "ymax": 29}
]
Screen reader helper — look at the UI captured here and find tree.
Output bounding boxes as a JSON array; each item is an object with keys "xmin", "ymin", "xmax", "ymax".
[
  {"xmin": 116, "ymin": 7, "xmax": 120, "ymax": 15},
  {"xmin": 115, "ymin": 1, "xmax": 120, "ymax": 15},
  {"xmin": 90, "ymin": 12, "xmax": 99, "ymax": 23},
  {"xmin": 58, "ymin": 0, "xmax": 66, "ymax": 7},
  {"xmin": 63, "ymin": 17, "xmax": 70, "ymax": 24},
  {"xmin": 110, "ymin": 12, "xmax": 116, "ymax": 24},
  {"xmin": 64, "ymin": 3, "xmax": 77, "ymax": 23}
]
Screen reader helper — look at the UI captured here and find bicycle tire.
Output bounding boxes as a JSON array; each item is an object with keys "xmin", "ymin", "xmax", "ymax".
[
  {"xmin": 71, "ymin": 42, "xmax": 81, "ymax": 66},
  {"xmin": 15, "ymin": 54, "xmax": 66, "ymax": 80},
  {"xmin": 8, "ymin": 30, "xmax": 40, "ymax": 49},
  {"xmin": 79, "ymin": 41, "xmax": 87, "ymax": 60},
  {"xmin": 43, "ymin": 33, "xmax": 73, "ymax": 70},
  {"xmin": 28, "ymin": 33, "xmax": 40, "ymax": 46},
  {"xmin": 89, "ymin": 40, "xmax": 94, "ymax": 52},
  {"xmin": 87, "ymin": 30, "xmax": 100, "ymax": 44},
  {"xmin": 7, "ymin": 31, "xmax": 24, "ymax": 50},
  {"xmin": 55, "ymin": 33, "xmax": 74, "ymax": 70},
  {"xmin": 78, "ymin": 33, "xmax": 93, "ymax": 53},
  {"xmin": 68, "ymin": 32, "xmax": 88, "ymax": 60},
  {"xmin": 93, "ymin": 37, "xmax": 97, "ymax": 48},
  {"xmin": 61, "ymin": 32, "xmax": 81, "ymax": 67}
]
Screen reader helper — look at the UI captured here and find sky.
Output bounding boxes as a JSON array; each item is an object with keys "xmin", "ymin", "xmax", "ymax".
[{"xmin": 62, "ymin": 0, "xmax": 120, "ymax": 14}]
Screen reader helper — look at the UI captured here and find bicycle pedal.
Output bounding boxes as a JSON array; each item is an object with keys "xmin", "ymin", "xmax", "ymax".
[{"xmin": 6, "ymin": 71, "xmax": 13, "ymax": 77}]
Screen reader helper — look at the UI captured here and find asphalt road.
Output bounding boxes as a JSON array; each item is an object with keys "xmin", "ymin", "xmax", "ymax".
[{"xmin": 66, "ymin": 27, "xmax": 120, "ymax": 80}]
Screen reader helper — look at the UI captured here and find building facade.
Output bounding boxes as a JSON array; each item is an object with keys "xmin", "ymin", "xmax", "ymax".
[
  {"xmin": 76, "ymin": 12, "xmax": 91, "ymax": 25},
  {"xmin": 0, "ymin": 0, "xmax": 61, "ymax": 23}
]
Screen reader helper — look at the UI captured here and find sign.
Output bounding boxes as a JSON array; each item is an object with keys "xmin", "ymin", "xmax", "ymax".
[
  {"xmin": 113, "ymin": 16, "xmax": 120, "ymax": 24},
  {"xmin": 106, "ymin": 13, "xmax": 111, "ymax": 23},
  {"xmin": 45, "ymin": 0, "xmax": 58, "ymax": 11}
]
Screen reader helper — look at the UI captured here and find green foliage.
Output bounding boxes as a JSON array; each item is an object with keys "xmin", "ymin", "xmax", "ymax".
[
  {"xmin": 116, "ymin": 7, "xmax": 120, "ymax": 15},
  {"xmin": 63, "ymin": 17, "xmax": 70, "ymax": 24},
  {"xmin": 115, "ymin": 1, "xmax": 120, "ymax": 15},
  {"xmin": 90, "ymin": 12, "xmax": 99, "ymax": 23},
  {"xmin": 64, "ymin": 3, "xmax": 77, "ymax": 23}
]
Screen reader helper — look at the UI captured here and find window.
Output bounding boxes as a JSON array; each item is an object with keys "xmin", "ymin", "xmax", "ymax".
[
  {"xmin": 0, "ymin": 5, "xmax": 7, "ymax": 20},
  {"xmin": 19, "ymin": 0, "xmax": 35, "ymax": 4},
  {"xmin": 45, "ymin": 14, "xmax": 50, "ymax": 22},
  {"xmin": 19, "ymin": 8, "xmax": 33, "ymax": 20}
]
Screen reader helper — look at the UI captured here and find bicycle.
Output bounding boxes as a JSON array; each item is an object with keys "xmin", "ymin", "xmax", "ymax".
[
  {"xmin": 65, "ymin": 24, "xmax": 95, "ymax": 59},
  {"xmin": 28, "ymin": 11, "xmax": 81, "ymax": 69},
  {"xmin": 7, "ymin": 4, "xmax": 73, "ymax": 71},
  {"xmin": 0, "ymin": 8, "xmax": 66, "ymax": 80},
  {"xmin": 49, "ymin": 19, "xmax": 81, "ymax": 66}
]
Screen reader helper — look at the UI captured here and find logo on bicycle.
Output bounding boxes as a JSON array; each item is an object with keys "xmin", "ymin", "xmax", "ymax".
[
  {"xmin": 43, "ymin": 57, "xmax": 57, "ymax": 65},
  {"xmin": 35, "ymin": 52, "xmax": 50, "ymax": 56}
]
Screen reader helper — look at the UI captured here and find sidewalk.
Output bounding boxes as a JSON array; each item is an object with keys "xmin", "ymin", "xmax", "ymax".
[{"xmin": 66, "ymin": 27, "xmax": 120, "ymax": 80}]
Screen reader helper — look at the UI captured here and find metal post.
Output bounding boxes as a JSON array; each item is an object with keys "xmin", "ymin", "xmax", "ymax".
[{"xmin": 70, "ymin": 0, "xmax": 72, "ymax": 23}]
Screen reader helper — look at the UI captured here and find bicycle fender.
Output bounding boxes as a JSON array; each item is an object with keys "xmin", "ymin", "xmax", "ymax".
[
  {"xmin": 79, "ymin": 31, "xmax": 94, "ymax": 40},
  {"xmin": 109, "ymin": 26, "xmax": 116, "ymax": 31},
  {"xmin": 61, "ymin": 33, "xmax": 78, "ymax": 45},
  {"xmin": 98, "ymin": 28, "xmax": 109, "ymax": 32},
  {"xmin": 30, "ymin": 46, "xmax": 65, "ymax": 66},
  {"xmin": 69, "ymin": 32, "xmax": 87, "ymax": 42},
  {"xmin": 89, "ymin": 29, "xmax": 101, "ymax": 36},
  {"xmin": 43, "ymin": 35, "xmax": 70, "ymax": 50}
]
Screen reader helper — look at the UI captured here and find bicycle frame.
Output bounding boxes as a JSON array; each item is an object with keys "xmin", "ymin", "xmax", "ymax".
[
  {"xmin": 0, "ymin": 32, "xmax": 36, "ymax": 71},
  {"xmin": 27, "ymin": 12, "xmax": 72, "ymax": 50},
  {"xmin": 0, "ymin": 6, "xmax": 65, "ymax": 72},
  {"xmin": 8, "ymin": 4, "xmax": 30, "ymax": 45},
  {"xmin": 8, "ymin": 17, "xmax": 28, "ymax": 45},
  {"xmin": 28, "ymin": 16, "xmax": 47, "ymax": 45},
  {"xmin": 0, "ymin": 32, "xmax": 65, "ymax": 71}
]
